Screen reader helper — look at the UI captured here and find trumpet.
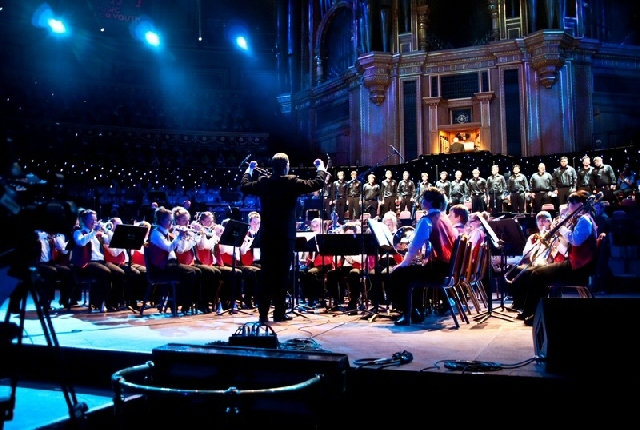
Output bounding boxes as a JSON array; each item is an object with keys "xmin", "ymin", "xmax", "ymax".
[{"xmin": 172, "ymin": 225, "xmax": 199, "ymax": 239}]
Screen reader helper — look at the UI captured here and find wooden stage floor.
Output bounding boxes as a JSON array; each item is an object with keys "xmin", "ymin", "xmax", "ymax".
[{"xmin": 2, "ymin": 289, "xmax": 639, "ymax": 428}]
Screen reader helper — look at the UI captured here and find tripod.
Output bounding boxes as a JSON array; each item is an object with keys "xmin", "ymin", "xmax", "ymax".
[{"xmin": 1, "ymin": 267, "xmax": 88, "ymax": 427}]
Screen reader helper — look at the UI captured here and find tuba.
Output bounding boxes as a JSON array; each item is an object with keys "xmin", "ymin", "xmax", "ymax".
[{"xmin": 393, "ymin": 226, "xmax": 415, "ymax": 254}]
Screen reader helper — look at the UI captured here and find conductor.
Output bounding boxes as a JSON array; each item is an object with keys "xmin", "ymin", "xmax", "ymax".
[{"xmin": 240, "ymin": 153, "xmax": 328, "ymax": 323}]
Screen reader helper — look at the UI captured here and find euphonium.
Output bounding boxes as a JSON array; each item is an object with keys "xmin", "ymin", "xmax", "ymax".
[{"xmin": 504, "ymin": 192, "xmax": 601, "ymax": 284}]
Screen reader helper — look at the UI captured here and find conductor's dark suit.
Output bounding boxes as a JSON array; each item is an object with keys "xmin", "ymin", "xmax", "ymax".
[{"xmin": 241, "ymin": 170, "xmax": 327, "ymax": 321}]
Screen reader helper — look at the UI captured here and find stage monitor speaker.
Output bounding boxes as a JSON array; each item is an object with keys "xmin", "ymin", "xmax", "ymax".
[
  {"xmin": 148, "ymin": 343, "xmax": 349, "ymax": 424},
  {"xmin": 533, "ymin": 298, "xmax": 637, "ymax": 375}
]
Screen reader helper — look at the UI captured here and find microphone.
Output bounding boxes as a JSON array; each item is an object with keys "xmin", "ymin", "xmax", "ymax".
[
  {"xmin": 238, "ymin": 153, "xmax": 252, "ymax": 169},
  {"xmin": 389, "ymin": 145, "xmax": 404, "ymax": 162}
]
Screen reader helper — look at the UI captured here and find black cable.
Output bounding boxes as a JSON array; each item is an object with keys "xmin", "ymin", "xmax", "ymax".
[
  {"xmin": 353, "ymin": 350, "xmax": 413, "ymax": 369},
  {"xmin": 422, "ymin": 356, "xmax": 538, "ymax": 373}
]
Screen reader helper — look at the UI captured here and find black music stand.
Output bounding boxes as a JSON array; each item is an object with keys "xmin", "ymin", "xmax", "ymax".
[
  {"xmin": 109, "ymin": 224, "xmax": 148, "ymax": 269},
  {"xmin": 287, "ymin": 236, "xmax": 312, "ymax": 318},
  {"xmin": 315, "ymin": 233, "xmax": 365, "ymax": 313},
  {"xmin": 109, "ymin": 224, "xmax": 148, "ymax": 313},
  {"xmin": 356, "ymin": 233, "xmax": 380, "ymax": 317},
  {"xmin": 473, "ymin": 217, "xmax": 523, "ymax": 323},
  {"xmin": 220, "ymin": 219, "xmax": 249, "ymax": 314},
  {"xmin": 366, "ymin": 218, "xmax": 401, "ymax": 320}
]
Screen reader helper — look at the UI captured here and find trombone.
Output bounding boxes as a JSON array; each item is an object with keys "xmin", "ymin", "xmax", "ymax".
[{"xmin": 503, "ymin": 192, "xmax": 603, "ymax": 284}]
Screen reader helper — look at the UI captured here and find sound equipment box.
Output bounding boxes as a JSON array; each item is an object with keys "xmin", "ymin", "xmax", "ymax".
[
  {"xmin": 533, "ymin": 298, "xmax": 638, "ymax": 375},
  {"xmin": 146, "ymin": 343, "xmax": 349, "ymax": 424}
]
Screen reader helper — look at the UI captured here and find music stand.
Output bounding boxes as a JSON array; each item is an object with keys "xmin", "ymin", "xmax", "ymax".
[
  {"xmin": 109, "ymin": 225, "xmax": 148, "ymax": 269},
  {"xmin": 473, "ymin": 217, "xmax": 522, "ymax": 323},
  {"xmin": 315, "ymin": 234, "xmax": 365, "ymax": 313},
  {"xmin": 109, "ymin": 224, "xmax": 148, "ymax": 313},
  {"xmin": 219, "ymin": 219, "xmax": 249, "ymax": 314},
  {"xmin": 287, "ymin": 236, "xmax": 311, "ymax": 318},
  {"xmin": 366, "ymin": 219, "xmax": 401, "ymax": 319}
]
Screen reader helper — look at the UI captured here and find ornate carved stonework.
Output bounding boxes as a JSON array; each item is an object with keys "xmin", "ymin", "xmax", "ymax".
[
  {"xmin": 524, "ymin": 31, "xmax": 575, "ymax": 89},
  {"xmin": 358, "ymin": 53, "xmax": 394, "ymax": 105}
]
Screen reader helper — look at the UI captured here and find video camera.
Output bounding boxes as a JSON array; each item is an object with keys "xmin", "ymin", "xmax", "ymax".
[{"xmin": 0, "ymin": 162, "xmax": 77, "ymax": 303}]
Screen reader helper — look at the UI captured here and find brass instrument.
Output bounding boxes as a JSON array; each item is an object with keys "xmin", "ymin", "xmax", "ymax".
[
  {"xmin": 504, "ymin": 192, "xmax": 602, "ymax": 283},
  {"xmin": 98, "ymin": 221, "xmax": 113, "ymax": 231}
]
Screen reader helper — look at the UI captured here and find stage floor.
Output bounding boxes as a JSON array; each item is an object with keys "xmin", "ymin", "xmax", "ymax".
[{"xmin": 2, "ymin": 288, "xmax": 639, "ymax": 428}]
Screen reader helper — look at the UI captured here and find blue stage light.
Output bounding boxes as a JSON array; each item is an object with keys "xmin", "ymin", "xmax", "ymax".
[{"xmin": 32, "ymin": 3, "xmax": 71, "ymax": 37}]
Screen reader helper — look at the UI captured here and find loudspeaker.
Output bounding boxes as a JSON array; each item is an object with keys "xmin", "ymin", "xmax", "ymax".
[
  {"xmin": 147, "ymin": 343, "xmax": 349, "ymax": 424},
  {"xmin": 533, "ymin": 298, "xmax": 638, "ymax": 375}
]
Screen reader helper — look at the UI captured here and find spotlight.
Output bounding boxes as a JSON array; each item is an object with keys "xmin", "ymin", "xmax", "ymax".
[
  {"xmin": 129, "ymin": 15, "xmax": 162, "ymax": 49},
  {"xmin": 32, "ymin": 3, "xmax": 71, "ymax": 37}
]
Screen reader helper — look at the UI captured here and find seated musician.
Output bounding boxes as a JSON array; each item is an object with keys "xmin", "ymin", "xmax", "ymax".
[
  {"xmin": 131, "ymin": 221, "xmax": 151, "ymax": 267},
  {"xmin": 172, "ymin": 206, "xmax": 220, "ymax": 313},
  {"xmin": 389, "ymin": 187, "xmax": 459, "ymax": 326},
  {"xmin": 299, "ymin": 218, "xmax": 332, "ymax": 308},
  {"xmin": 466, "ymin": 212, "xmax": 488, "ymax": 248},
  {"xmin": 193, "ymin": 211, "xmax": 239, "ymax": 313},
  {"xmin": 505, "ymin": 210, "xmax": 567, "ymax": 312},
  {"xmin": 448, "ymin": 204, "xmax": 469, "ymax": 235},
  {"xmin": 146, "ymin": 206, "xmax": 197, "ymax": 314},
  {"xmin": 36, "ymin": 230, "xmax": 73, "ymax": 310},
  {"xmin": 103, "ymin": 217, "xmax": 147, "ymax": 310},
  {"xmin": 218, "ymin": 212, "xmax": 261, "ymax": 310},
  {"xmin": 70, "ymin": 208, "xmax": 126, "ymax": 312},
  {"xmin": 517, "ymin": 191, "xmax": 598, "ymax": 326},
  {"xmin": 325, "ymin": 223, "xmax": 362, "ymax": 312},
  {"xmin": 366, "ymin": 216, "xmax": 405, "ymax": 314}
]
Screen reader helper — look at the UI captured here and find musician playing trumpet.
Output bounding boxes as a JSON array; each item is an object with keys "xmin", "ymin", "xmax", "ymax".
[
  {"xmin": 517, "ymin": 190, "xmax": 598, "ymax": 326},
  {"xmin": 172, "ymin": 206, "xmax": 221, "ymax": 313}
]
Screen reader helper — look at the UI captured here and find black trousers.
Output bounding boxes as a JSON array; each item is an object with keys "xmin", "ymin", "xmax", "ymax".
[
  {"xmin": 510, "ymin": 192, "xmax": 525, "ymax": 213},
  {"xmin": 471, "ymin": 194, "xmax": 486, "ymax": 212},
  {"xmin": 521, "ymin": 260, "xmax": 592, "ymax": 318},
  {"xmin": 488, "ymin": 194, "xmax": 504, "ymax": 214},
  {"xmin": 347, "ymin": 197, "xmax": 361, "ymax": 219}
]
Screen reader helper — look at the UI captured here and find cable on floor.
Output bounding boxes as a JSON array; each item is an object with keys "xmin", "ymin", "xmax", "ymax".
[
  {"xmin": 421, "ymin": 356, "xmax": 538, "ymax": 373},
  {"xmin": 279, "ymin": 337, "xmax": 327, "ymax": 352},
  {"xmin": 352, "ymin": 350, "xmax": 413, "ymax": 370}
]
